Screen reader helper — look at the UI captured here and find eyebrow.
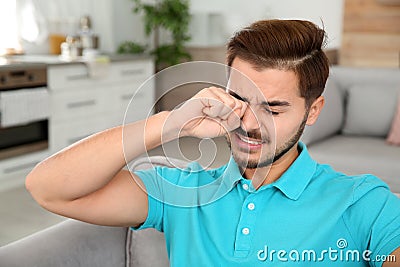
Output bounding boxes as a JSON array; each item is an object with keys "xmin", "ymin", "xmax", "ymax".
[
  {"xmin": 228, "ymin": 89, "xmax": 291, "ymax": 107},
  {"xmin": 262, "ymin": 100, "xmax": 291, "ymax": 107},
  {"xmin": 228, "ymin": 90, "xmax": 249, "ymax": 103}
]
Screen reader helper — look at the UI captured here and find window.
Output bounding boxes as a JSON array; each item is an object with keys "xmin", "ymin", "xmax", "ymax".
[{"xmin": 0, "ymin": 0, "xmax": 20, "ymax": 55}]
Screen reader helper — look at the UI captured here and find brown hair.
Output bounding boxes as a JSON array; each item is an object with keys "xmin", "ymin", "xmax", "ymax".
[{"xmin": 226, "ymin": 19, "xmax": 329, "ymax": 108}]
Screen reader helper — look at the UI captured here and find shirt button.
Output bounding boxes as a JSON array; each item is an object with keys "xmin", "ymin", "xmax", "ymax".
[
  {"xmin": 242, "ymin": 184, "xmax": 249, "ymax": 191},
  {"xmin": 247, "ymin": 203, "xmax": 255, "ymax": 211},
  {"xmin": 242, "ymin": 227, "xmax": 250, "ymax": 235}
]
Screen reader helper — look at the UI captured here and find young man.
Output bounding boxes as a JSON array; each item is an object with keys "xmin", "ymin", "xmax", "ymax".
[{"xmin": 26, "ymin": 20, "xmax": 399, "ymax": 266}]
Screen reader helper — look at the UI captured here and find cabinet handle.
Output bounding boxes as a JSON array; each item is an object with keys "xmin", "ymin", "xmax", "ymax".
[
  {"xmin": 122, "ymin": 92, "xmax": 145, "ymax": 100},
  {"xmin": 4, "ymin": 161, "xmax": 40, "ymax": 174},
  {"xmin": 67, "ymin": 100, "xmax": 96, "ymax": 109},
  {"xmin": 120, "ymin": 69, "xmax": 144, "ymax": 76},
  {"xmin": 121, "ymin": 94, "xmax": 133, "ymax": 100},
  {"xmin": 66, "ymin": 74, "xmax": 89, "ymax": 81}
]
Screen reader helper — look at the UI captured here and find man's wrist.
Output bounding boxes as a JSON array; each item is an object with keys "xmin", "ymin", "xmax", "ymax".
[
  {"xmin": 157, "ymin": 110, "xmax": 190, "ymax": 140},
  {"xmin": 148, "ymin": 111, "xmax": 182, "ymax": 143}
]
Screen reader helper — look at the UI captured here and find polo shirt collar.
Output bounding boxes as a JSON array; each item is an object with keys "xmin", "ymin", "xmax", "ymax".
[
  {"xmin": 270, "ymin": 142, "xmax": 317, "ymax": 200},
  {"xmin": 223, "ymin": 142, "xmax": 317, "ymax": 200},
  {"xmin": 220, "ymin": 155, "xmax": 243, "ymax": 189}
]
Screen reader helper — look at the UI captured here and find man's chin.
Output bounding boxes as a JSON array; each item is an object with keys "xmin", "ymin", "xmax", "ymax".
[{"xmin": 232, "ymin": 151, "xmax": 274, "ymax": 169}]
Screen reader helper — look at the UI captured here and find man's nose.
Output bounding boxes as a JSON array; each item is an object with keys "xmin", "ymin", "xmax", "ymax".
[{"xmin": 240, "ymin": 105, "xmax": 261, "ymax": 132}]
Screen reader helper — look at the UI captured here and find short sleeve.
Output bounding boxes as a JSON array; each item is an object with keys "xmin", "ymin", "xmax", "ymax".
[
  {"xmin": 343, "ymin": 176, "xmax": 400, "ymax": 267},
  {"xmin": 130, "ymin": 167, "xmax": 165, "ymax": 232}
]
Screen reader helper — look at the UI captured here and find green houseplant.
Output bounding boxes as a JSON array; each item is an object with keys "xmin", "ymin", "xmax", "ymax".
[{"xmin": 118, "ymin": 0, "xmax": 192, "ymax": 70}]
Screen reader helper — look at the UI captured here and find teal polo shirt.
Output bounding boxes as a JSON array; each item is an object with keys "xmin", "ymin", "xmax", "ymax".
[{"xmin": 133, "ymin": 142, "xmax": 400, "ymax": 266}]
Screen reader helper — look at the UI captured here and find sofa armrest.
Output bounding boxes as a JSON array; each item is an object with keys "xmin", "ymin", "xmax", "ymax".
[{"xmin": 0, "ymin": 219, "xmax": 128, "ymax": 267}]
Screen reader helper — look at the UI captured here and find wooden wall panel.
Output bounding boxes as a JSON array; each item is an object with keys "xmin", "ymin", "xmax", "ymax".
[{"xmin": 340, "ymin": 0, "xmax": 400, "ymax": 67}]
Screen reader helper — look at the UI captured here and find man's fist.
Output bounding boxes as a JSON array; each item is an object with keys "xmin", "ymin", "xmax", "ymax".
[{"xmin": 166, "ymin": 87, "xmax": 248, "ymax": 139}]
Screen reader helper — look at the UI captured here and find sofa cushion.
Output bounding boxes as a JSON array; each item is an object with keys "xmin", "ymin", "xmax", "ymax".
[
  {"xmin": 126, "ymin": 228, "xmax": 169, "ymax": 267},
  {"xmin": 0, "ymin": 219, "xmax": 127, "ymax": 267},
  {"xmin": 301, "ymin": 78, "xmax": 344, "ymax": 145},
  {"xmin": 307, "ymin": 135, "xmax": 400, "ymax": 193},
  {"xmin": 342, "ymin": 84, "xmax": 399, "ymax": 137},
  {"xmin": 386, "ymin": 96, "xmax": 400, "ymax": 146},
  {"xmin": 330, "ymin": 66, "xmax": 400, "ymax": 90}
]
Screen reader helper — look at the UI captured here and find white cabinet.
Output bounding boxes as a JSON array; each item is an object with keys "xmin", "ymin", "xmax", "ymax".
[
  {"xmin": 48, "ymin": 59, "xmax": 155, "ymax": 153},
  {"xmin": 0, "ymin": 150, "xmax": 50, "ymax": 190},
  {"xmin": 0, "ymin": 58, "xmax": 154, "ymax": 191}
]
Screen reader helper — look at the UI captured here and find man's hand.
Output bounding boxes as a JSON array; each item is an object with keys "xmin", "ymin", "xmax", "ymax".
[
  {"xmin": 382, "ymin": 247, "xmax": 399, "ymax": 266},
  {"xmin": 167, "ymin": 87, "xmax": 247, "ymax": 139}
]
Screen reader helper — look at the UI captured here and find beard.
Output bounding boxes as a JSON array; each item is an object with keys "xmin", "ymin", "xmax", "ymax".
[{"xmin": 227, "ymin": 111, "xmax": 309, "ymax": 169}]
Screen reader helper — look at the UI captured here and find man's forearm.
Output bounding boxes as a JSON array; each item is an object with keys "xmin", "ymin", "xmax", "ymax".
[{"xmin": 26, "ymin": 111, "xmax": 172, "ymax": 203}]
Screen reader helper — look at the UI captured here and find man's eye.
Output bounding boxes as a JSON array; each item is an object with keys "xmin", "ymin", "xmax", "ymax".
[
  {"xmin": 228, "ymin": 91, "xmax": 245, "ymax": 102},
  {"xmin": 265, "ymin": 109, "xmax": 280, "ymax": 116}
]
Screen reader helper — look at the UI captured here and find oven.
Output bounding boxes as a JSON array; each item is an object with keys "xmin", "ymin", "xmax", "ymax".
[{"xmin": 0, "ymin": 64, "xmax": 49, "ymax": 160}]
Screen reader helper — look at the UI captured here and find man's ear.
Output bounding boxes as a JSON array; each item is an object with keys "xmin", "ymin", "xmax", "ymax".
[{"xmin": 306, "ymin": 96, "xmax": 324, "ymax": 126}]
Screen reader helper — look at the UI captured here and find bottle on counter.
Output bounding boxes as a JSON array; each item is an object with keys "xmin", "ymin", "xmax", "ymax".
[
  {"xmin": 48, "ymin": 18, "xmax": 77, "ymax": 55},
  {"xmin": 78, "ymin": 15, "xmax": 100, "ymax": 57},
  {"xmin": 60, "ymin": 36, "xmax": 82, "ymax": 60}
]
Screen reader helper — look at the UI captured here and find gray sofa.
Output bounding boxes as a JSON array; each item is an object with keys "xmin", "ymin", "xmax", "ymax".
[
  {"xmin": 0, "ymin": 156, "xmax": 176, "ymax": 267},
  {"xmin": 0, "ymin": 219, "xmax": 169, "ymax": 267},
  {"xmin": 1, "ymin": 66, "xmax": 399, "ymax": 267},
  {"xmin": 301, "ymin": 66, "xmax": 400, "ymax": 194}
]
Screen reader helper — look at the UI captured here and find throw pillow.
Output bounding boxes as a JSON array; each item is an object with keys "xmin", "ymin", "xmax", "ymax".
[
  {"xmin": 342, "ymin": 84, "xmax": 399, "ymax": 137},
  {"xmin": 386, "ymin": 96, "xmax": 400, "ymax": 146},
  {"xmin": 301, "ymin": 77, "xmax": 344, "ymax": 145}
]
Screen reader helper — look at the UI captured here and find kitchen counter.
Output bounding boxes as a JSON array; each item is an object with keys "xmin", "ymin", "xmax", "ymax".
[
  {"xmin": 0, "ymin": 54, "xmax": 153, "ymax": 70},
  {"xmin": 0, "ymin": 58, "xmax": 46, "ymax": 71}
]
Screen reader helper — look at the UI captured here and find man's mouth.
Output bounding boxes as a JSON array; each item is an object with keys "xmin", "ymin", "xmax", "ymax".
[
  {"xmin": 233, "ymin": 131, "xmax": 268, "ymax": 151},
  {"xmin": 232, "ymin": 127, "xmax": 268, "ymax": 145},
  {"xmin": 236, "ymin": 134, "xmax": 264, "ymax": 145}
]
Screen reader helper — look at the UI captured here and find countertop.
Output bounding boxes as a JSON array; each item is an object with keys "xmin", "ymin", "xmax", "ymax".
[{"xmin": 0, "ymin": 54, "xmax": 153, "ymax": 71}]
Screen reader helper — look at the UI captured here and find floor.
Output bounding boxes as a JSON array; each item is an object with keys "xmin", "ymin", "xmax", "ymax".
[
  {"xmin": 0, "ymin": 136, "xmax": 230, "ymax": 247},
  {"xmin": 0, "ymin": 186, "xmax": 65, "ymax": 246}
]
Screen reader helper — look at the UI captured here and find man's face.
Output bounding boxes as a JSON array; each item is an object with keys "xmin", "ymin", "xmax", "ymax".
[{"xmin": 226, "ymin": 57, "xmax": 309, "ymax": 170}]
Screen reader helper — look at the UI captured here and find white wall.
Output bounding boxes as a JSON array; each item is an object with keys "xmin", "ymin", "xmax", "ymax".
[
  {"xmin": 112, "ymin": 0, "xmax": 148, "ymax": 51},
  {"xmin": 112, "ymin": 0, "xmax": 344, "ymax": 49},
  {"xmin": 19, "ymin": 0, "xmax": 344, "ymax": 54},
  {"xmin": 17, "ymin": 0, "xmax": 114, "ymax": 53},
  {"xmin": 189, "ymin": 0, "xmax": 344, "ymax": 48}
]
